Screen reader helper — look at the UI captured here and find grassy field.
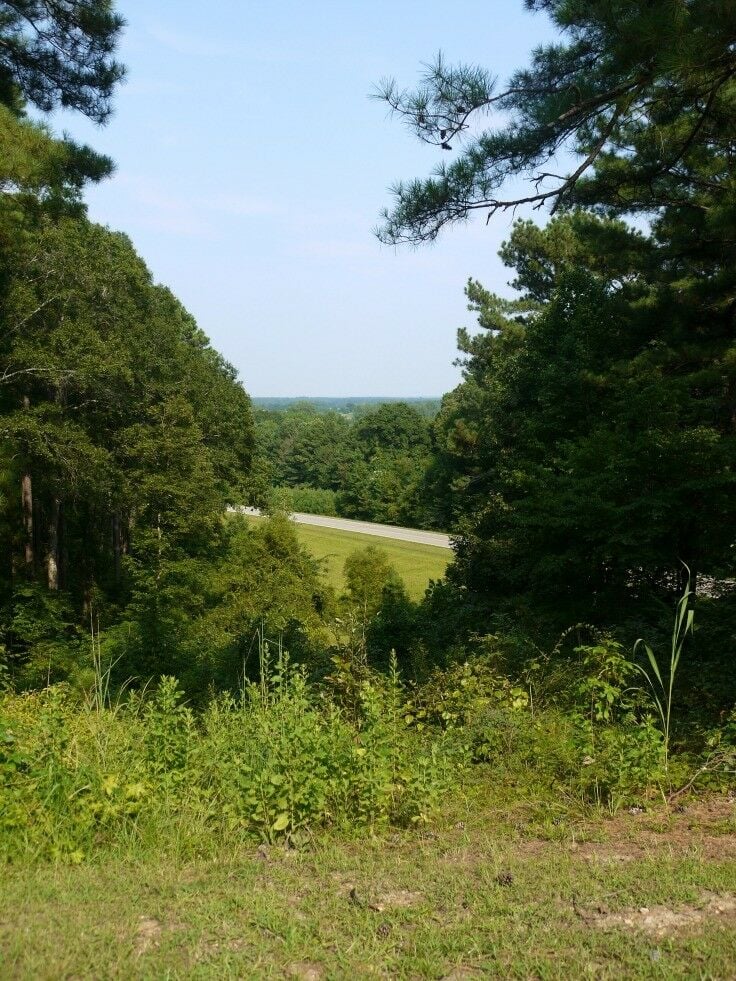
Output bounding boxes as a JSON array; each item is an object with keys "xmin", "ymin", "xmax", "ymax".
[
  {"xmin": 2, "ymin": 790, "xmax": 735, "ymax": 979},
  {"xmin": 245, "ymin": 516, "xmax": 451, "ymax": 601}
]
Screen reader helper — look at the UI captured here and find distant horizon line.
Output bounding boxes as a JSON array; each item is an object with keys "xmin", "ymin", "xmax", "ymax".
[{"xmin": 251, "ymin": 395, "xmax": 443, "ymax": 400}]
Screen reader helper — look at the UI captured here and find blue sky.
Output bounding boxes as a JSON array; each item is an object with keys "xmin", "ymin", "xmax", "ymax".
[{"xmin": 59, "ymin": 1, "xmax": 557, "ymax": 396}]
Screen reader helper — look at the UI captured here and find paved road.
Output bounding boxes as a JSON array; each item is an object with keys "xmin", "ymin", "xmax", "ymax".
[{"xmin": 230, "ymin": 507, "xmax": 452, "ymax": 549}]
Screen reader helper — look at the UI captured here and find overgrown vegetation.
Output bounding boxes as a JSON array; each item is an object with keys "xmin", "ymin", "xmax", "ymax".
[
  {"xmin": 0, "ymin": 7, "xmax": 735, "ymax": 979},
  {"xmin": 3, "ymin": 573, "xmax": 734, "ymax": 869},
  {"xmin": 0, "ymin": 652, "xmax": 457, "ymax": 862}
]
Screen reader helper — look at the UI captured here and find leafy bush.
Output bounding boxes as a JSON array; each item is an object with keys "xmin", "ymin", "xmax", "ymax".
[
  {"xmin": 1, "ymin": 584, "xmax": 84, "ymax": 690},
  {"xmin": 568, "ymin": 640, "xmax": 664, "ymax": 807},
  {"xmin": 401, "ymin": 652, "xmax": 530, "ymax": 766},
  {"xmin": 398, "ymin": 640, "xmax": 674, "ymax": 809},
  {"xmin": 0, "ymin": 653, "xmax": 455, "ymax": 862},
  {"xmin": 403, "ymin": 653, "xmax": 529, "ymax": 731},
  {"xmin": 343, "ymin": 546, "xmax": 403, "ymax": 618}
]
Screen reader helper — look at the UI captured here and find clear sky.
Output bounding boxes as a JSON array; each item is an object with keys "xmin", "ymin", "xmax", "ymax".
[{"xmin": 58, "ymin": 1, "xmax": 557, "ymax": 397}]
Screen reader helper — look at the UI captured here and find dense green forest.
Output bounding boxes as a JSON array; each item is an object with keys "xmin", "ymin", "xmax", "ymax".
[
  {"xmin": 0, "ymin": 2, "xmax": 257, "ymax": 690},
  {"xmin": 254, "ymin": 400, "xmax": 448, "ymax": 529},
  {"xmin": 372, "ymin": 0, "xmax": 736, "ymax": 668},
  {"xmin": 1, "ymin": 0, "xmax": 735, "ymax": 919},
  {"xmin": 0, "ymin": 0, "xmax": 732, "ymax": 699}
]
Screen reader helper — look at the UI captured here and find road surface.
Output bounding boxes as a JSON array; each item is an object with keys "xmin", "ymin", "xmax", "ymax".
[{"xmin": 230, "ymin": 507, "xmax": 452, "ymax": 549}]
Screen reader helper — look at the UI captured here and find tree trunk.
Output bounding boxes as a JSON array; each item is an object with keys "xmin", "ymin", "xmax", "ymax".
[
  {"xmin": 47, "ymin": 497, "xmax": 60, "ymax": 590},
  {"xmin": 59, "ymin": 501, "xmax": 68, "ymax": 590},
  {"xmin": 21, "ymin": 470, "xmax": 33, "ymax": 569},
  {"xmin": 112, "ymin": 512, "xmax": 121, "ymax": 583},
  {"xmin": 20, "ymin": 396, "xmax": 34, "ymax": 570}
]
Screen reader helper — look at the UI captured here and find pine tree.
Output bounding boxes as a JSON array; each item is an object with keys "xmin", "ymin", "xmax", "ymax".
[
  {"xmin": 376, "ymin": 0, "xmax": 736, "ymax": 245},
  {"xmin": 376, "ymin": 1, "xmax": 736, "ymax": 627}
]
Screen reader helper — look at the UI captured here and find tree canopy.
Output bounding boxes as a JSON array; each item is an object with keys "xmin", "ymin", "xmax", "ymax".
[
  {"xmin": 376, "ymin": 0, "xmax": 736, "ymax": 243},
  {"xmin": 253, "ymin": 401, "xmax": 442, "ymax": 530},
  {"xmin": 0, "ymin": 1, "xmax": 125, "ymax": 119},
  {"xmin": 0, "ymin": 0, "xmax": 125, "ymax": 218},
  {"xmin": 376, "ymin": 0, "xmax": 736, "ymax": 639},
  {"xmin": 0, "ymin": 217, "xmax": 256, "ymax": 686},
  {"xmin": 433, "ymin": 213, "xmax": 735, "ymax": 630}
]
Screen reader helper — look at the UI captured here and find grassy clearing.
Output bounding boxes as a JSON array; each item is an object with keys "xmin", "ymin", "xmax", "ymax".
[
  {"xmin": 244, "ymin": 515, "xmax": 451, "ymax": 601},
  {"xmin": 2, "ymin": 791, "xmax": 735, "ymax": 979}
]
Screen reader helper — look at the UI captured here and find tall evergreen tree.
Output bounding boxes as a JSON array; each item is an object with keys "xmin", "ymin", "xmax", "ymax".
[
  {"xmin": 377, "ymin": 0, "xmax": 736, "ymax": 628},
  {"xmin": 0, "ymin": 218, "xmax": 254, "ymax": 684},
  {"xmin": 0, "ymin": 0, "xmax": 125, "ymax": 210},
  {"xmin": 435, "ymin": 213, "xmax": 735, "ymax": 629}
]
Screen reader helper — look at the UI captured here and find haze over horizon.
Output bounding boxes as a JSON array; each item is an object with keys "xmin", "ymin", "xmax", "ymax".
[
  {"xmin": 56, "ymin": 1, "xmax": 556, "ymax": 397},
  {"xmin": 251, "ymin": 395, "xmax": 443, "ymax": 401}
]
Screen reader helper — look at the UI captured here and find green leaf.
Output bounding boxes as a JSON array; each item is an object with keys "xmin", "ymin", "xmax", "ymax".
[{"xmin": 272, "ymin": 813, "xmax": 289, "ymax": 832}]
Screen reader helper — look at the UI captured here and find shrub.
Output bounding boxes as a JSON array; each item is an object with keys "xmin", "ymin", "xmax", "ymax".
[
  {"xmin": 401, "ymin": 652, "xmax": 530, "ymax": 768},
  {"xmin": 0, "ymin": 652, "xmax": 455, "ymax": 862},
  {"xmin": 343, "ymin": 546, "xmax": 402, "ymax": 619},
  {"xmin": 403, "ymin": 653, "xmax": 529, "ymax": 732},
  {"xmin": 569, "ymin": 639, "xmax": 664, "ymax": 807}
]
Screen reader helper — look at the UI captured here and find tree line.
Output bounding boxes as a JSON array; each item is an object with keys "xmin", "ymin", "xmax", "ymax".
[
  {"xmin": 0, "ymin": 2, "xmax": 255, "ymax": 688},
  {"xmin": 375, "ymin": 0, "xmax": 736, "ymax": 664},
  {"xmin": 254, "ymin": 400, "xmax": 450, "ymax": 529}
]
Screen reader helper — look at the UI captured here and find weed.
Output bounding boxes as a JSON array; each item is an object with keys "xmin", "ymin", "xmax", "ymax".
[
  {"xmin": 634, "ymin": 572, "xmax": 695, "ymax": 777},
  {"xmin": 0, "ymin": 650, "xmax": 454, "ymax": 860}
]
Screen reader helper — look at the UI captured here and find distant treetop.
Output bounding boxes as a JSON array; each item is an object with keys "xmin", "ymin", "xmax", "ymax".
[{"xmin": 252, "ymin": 397, "xmax": 442, "ymax": 418}]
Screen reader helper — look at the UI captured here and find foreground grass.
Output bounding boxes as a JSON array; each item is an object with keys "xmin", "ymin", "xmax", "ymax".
[
  {"xmin": 245, "ymin": 516, "xmax": 451, "ymax": 601},
  {"xmin": 2, "ymin": 790, "xmax": 735, "ymax": 979}
]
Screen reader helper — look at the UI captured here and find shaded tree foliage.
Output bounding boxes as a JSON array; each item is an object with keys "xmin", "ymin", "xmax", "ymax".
[
  {"xmin": 0, "ymin": 218, "xmax": 255, "ymax": 685},
  {"xmin": 432, "ymin": 210, "xmax": 736, "ymax": 631},
  {"xmin": 0, "ymin": 0, "xmax": 125, "ymax": 119},
  {"xmin": 376, "ymin": 0, "xmax": 736, "ymax": 643},
  {"xmin": 0, "ymin": 0, "xmax": 125, "ymax": 212}
]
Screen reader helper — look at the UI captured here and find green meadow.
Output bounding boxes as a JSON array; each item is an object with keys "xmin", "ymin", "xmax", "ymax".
[
  {"xmin": 245, "ymin": 515, "xmax": 451, "ymax": 601},
  {"xmin": 3, "ymin": 790, "xmax": 735, "ymax": 979}
]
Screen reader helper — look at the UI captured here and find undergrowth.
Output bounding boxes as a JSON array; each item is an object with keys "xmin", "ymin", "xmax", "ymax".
[
  {"xmin": 2, "ymin": 592, "xmax": 735, "ymax": 865},
  {"xmin": 0, "ymin": 650, "xmax": 458, "ymax": 863}
]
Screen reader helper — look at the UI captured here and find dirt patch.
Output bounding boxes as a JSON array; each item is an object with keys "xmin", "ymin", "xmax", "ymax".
[
  {"xmin": 286, "ymin": 962, "xmax": 325, "ymax": 980},
  {"xmin": 339, "ymin": 881, "xmax": 423, "ymax": 911},
  {"xmin": 439, "ymin": 846, "xmax": 495, "ymax": 869},
  {"xmin": 134, "ymin": 916, "xmax": 162, "ymax": 956},
  {"xmin": 441, "ymin": 969, "xmax": 484, "ymax": 979},
  {"xmin": 370, "ymin": 889, "xmax": 422, "ymax": 911},
  {"xmin": 133, "ymin": 914, "xmax": 188, "ymax": 956},
  {"xmin": 519, "ymin": 796, "xmax": 736, "ymax": 862},
  {"xmin": 191, "ymin": 936, "xmax": 251, "ymax": 963},
  {"xmin": 602, "ymin": 797, "xmax": 736, "ymax": 858},
  {"xmin": 576, "ymin": 842, "xmax": 645, "ymax": 864},
  {"xmin": 515, "ymin": 838, "xmax": 551, "ymax": 858},
  {"xmin": 591, "ymin": 891, "xmax": 736, "ymax": 937}
]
